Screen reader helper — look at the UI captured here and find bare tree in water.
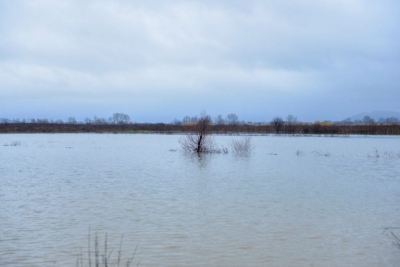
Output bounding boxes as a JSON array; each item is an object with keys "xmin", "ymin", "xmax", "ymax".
[{"xmin": 179, "ymin": 112, "xmax": 215, "ymax": 153}]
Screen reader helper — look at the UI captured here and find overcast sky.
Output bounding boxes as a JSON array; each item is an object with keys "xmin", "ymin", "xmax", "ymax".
[{"xmin": 1, "ymin": 0, "xmax": 399, "ymax": 122}]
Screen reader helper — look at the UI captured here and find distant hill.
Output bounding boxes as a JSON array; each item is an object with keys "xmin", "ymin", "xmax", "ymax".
[{"xmin": 347, "ymin": 110, "xmax": 400, "ymax": 122}]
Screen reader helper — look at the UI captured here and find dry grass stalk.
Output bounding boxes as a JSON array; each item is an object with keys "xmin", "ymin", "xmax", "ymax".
[{"xmin": 76, "ymin": 230, "xmax": 138, "ymax": 267}]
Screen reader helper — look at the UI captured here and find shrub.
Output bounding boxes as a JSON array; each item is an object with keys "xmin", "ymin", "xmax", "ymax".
[{"xmin": 231, "ymin": 136, "xmax": 253, "ymax": 155}]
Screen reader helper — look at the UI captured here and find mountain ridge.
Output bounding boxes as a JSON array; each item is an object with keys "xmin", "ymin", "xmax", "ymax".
[{"xmin": 347, "ymin": 110, "xmax": 400, "ymax": 121}]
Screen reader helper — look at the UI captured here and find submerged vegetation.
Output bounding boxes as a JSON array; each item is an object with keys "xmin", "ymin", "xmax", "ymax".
[
  {"xmin": 231, "ymin": 136, "xmax": 253, "ymax": 155},
  {"xmin": 76, "ymin": 231, "xmax": 138, "ymax": 267},
  {"xmin": 312, "ymin": 150, "xmax": 332, "ymax": 157},
  {"xmin": 368, "ymin": 148, "xmax": 400, "ymax": 159},
  {"xmin": 383, "ymin": 227, "xmax": 400, "ymax": 252},
  {"xmin": 3, "ymin": 140, "xmax": 21, "ymax": 146}
]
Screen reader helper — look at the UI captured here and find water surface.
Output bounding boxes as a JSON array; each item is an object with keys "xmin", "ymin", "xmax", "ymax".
[{"xmin": 1, "ymin": 134, "xmax": 400, "ymax": 266}]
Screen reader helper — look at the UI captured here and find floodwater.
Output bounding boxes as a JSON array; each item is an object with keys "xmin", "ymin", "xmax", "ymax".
[{"xmin": 1, "ymin": 134, "xmax": 400, "ymax": 267}]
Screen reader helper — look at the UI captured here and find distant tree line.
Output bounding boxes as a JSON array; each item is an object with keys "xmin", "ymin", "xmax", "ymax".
[
  {"xmin": 0, "ymin": 113, "xmax": 131, "ymax": 125},
  {"xmin": 1, "ymin": 113, "xmax": 400, "ymax": 135}
]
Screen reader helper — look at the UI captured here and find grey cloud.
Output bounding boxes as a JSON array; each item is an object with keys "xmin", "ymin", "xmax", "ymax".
[{"xmin": 0, "ymin": 0, "xmax": 399, "ymax": 121}]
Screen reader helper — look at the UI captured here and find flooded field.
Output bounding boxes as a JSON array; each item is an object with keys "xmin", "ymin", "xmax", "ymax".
[{"xmin": 1, "ymin": 134, "xmax": 399, "ymax": 266}]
